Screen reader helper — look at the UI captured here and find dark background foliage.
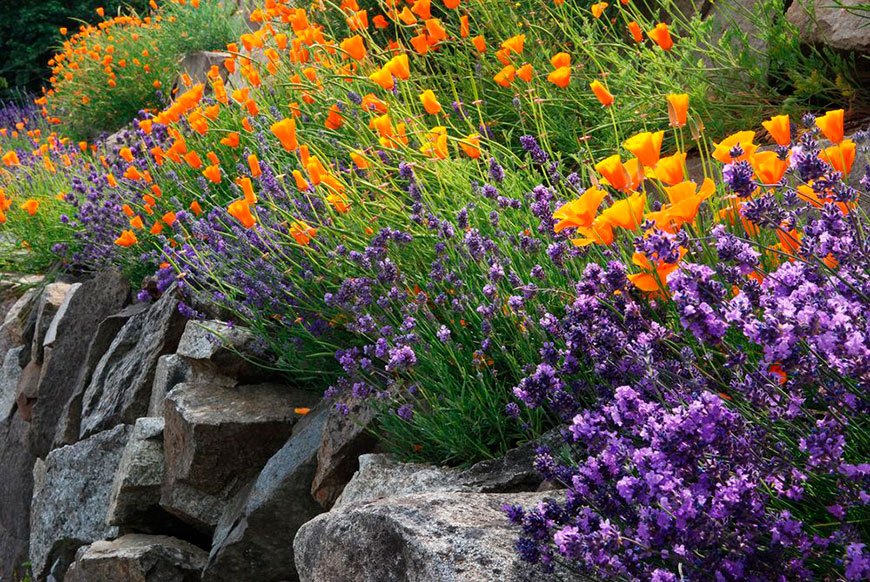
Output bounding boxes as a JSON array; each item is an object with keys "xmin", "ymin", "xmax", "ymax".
[{"xmin": 0, "ymin": 0, "xmax": 148, "ymax": 99}]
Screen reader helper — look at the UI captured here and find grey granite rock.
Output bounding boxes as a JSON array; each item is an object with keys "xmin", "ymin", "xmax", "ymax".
[{"xmin": 64, "ymin": 534, "xmax": 207, "ymax": 582}]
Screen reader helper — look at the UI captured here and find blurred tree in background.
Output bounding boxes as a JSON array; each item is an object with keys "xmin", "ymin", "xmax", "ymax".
[{"xmin": 0, "ymin": 0, "xmax": 149, "ymax": 99}]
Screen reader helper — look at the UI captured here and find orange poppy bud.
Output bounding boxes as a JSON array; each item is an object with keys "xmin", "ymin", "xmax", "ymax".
[
  {"xmin": 590, "ymin": 80, "xmax": 614, "ymax": 107},
  {"xmin": 292, "ymin": 170, "xmax": 310, "ymax": 191},
  {"xmin": 190, "ymin": 201, "xmax": 203, "ymax": 216},
  {"xmin": 459, "ymin": 15, "xmax": 470, "ymax": 37},
  {"xmin": 648, "ymin": 23, "xmax": 673, "ymax": 51},
  {"xmin": 666, "ymin": 93, "xmax": 689, "ymax": 127},
  {"xmin": 472, "ymin": 35, "xmax": 486, "ymax": 53}
]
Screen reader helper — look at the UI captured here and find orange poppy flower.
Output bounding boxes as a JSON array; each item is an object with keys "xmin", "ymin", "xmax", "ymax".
[
  {"xmin": 220, "ymin": 132, "xmax": 240, "ymax": 148},
  {"xmin": 292, "ymin": 170, "xmax": 310, "ymax": 191},
  {"xmin": 419, "ymin": 90, "xmax": 442, "ymax": 114},
  {"xmin": 571, "ymin": 217, "xmax": 615, "ymax": 246},
  {"xmin": 290, "ymin": 220, "xmax": 316, "ymax": 245},
  {"xmin": 591, "ymin": 2, "xmax": 608, "ymax": 18},
  {"xmin": 548, "ymin": 66, "xmax": 571, "ymax": 88},
  {"xmin": 21, "ymin": 199, "xmax": 39, "ymax": 216},
  {"xmin": 325, "ymin": 105, "xmax": 344, "ymax": 130},
  {"xmin": 190, "ymin": 201, "xmax": 203, "ymax": 216},
  {"xmin": 654, "ymin": 151, "xmax": 687, "ymax": 185},
  {"xmin": 762, "ymin": 114, "xmax": 790, "ymax": 146},
  {"xmin": 162, "ymin": 212, "xmax": 177, "ymax": 226},
  {"xmin": 460, "ymin": 133, "xmax": 482, "ymax": 158},
  {"xmin": 327, "ymin": 193, "xmax": 351, "ymax": 213},
  {"xmin": 623, "ymin": 131, "xmax": 664, "ymax": 167},
  {"xmin": 2, "ymin": 151, "xmax": 20, "ymax": 167},
  {"xmin": 271, "ymin": 118, "xmax": 298, "ymax": 151},
  {"xmin": 150, "ymin": 222, "xmax": 164, "ymax": 235},
  {"xmin": 119, "ymin": 147, "xmax": 134, "ymax": 162},
  {"xmin": 369, "ymin": 67, "xmax": 395, "ymax": 90},
  {"xmin": 373, "ymin": 15, "xmax": 389, "ymax": 28},
  {"xmin": 590, "ymin": 80, "xmax": 614, "ymax": 107},
  {"xmin": 648, "ymin": 23, "xmax": 673, "ymax": 51},
  {"xmin": 494, "ymin": 65, "xmax": 516, "ymax": 87},
  {"xmin": 749, "ymin": 151, "xmax": 789, "ymax": 185},
  {"xmin": 114, "ymin": 230, "xmax": 138, "ymax": 247},
  {"xmin": 459, "ymin": 14, "xmax": 470, "ymax": 36},
  {"xmin": 228, "ymin": 199, "xmax": 256, "ymax": 228},
  {"xmin": 712, "ymin": 131, "xmax": 757, "ymax": 163},
  {"xmin": 815, "ymin": 109, "xmax": 844, "ymax": 144},
  {"xmin": 517, "ymin": 63, "xmax": 534, "ymax": 82},
  {"xmin": 666, "ymin": 93, "xmax": 689, "ymax": 127},
  {"xmin": 595, "ymin": 154, "xmax": 632, "ymax": 191},
  {"xmin": 553, "ymin": 187, "xmax": 607, "ymax": 232},
  {"xmin": 350, "ymin": 151, "xmax": 369, "ymax": 169},
  {"xmin": 340, "ymin": 35, "xmax": 367, "ymax": 60},
  {"xmin": 247, "ymin": 154, "xmax": 261, "ymax": 178},
  {"xmin": 501, "ymin": 34, "xmax": 525, "ymax": 54},
  {"xmin": 397, "ymin": 6, "xmax": 417, "ymax": 24},
  {"xmin": 628, "ymin": 251, "xmax": 682, "ymax": 292},
  {"xmin": 600, "ymin": 192, "xmax": 646, "ymax": 230},
  {"xmin": 472, "ymin": 35, "xmax": 486, "ymax": 52},
  {"xmin": 130, "ymin": 215, "xmax": 144, "ymax": 229},
  {"xmin": 819, "ymin": 140, "xmax": 855, "ymax": 176},
  {"xmin": 412, "ymin": 0, "xmax": 431, "ymax": 19}
]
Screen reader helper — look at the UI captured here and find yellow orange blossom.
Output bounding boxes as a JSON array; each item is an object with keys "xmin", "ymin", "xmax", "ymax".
[
  {"xmin": 762, "ymin": 114, "xmax": 790, "ymax": 146},
  {"xmin": 815, "ymin": 109, "xmax": 844, "ymax": 144},
  {"xmin": 590, "ymin": 80, "xmax": 614, "ymax": 107},
  {"xmin": 627, "ymin": 251, "xmax": 683, "ymax": 293},
  {"xmin": 666, "ymin": 94, "xmax": 689, "ymax": 127},
  {"xmin": 712, "ymin": 131, "xmax": 757, "ymax": 163},
  {"xmin": 599, "ymin": 192, "xmax": 646, "ymax": 230},
  {"xmin": 820, "ymin": 140, "xmax": 856, "ymax": 175},
  {"xmin": 623, "ymin": 131, "xmax": 664, "ymax": 167},
  {"xmin": 290, "ymin": 220, "xmax": 316, "ymax": 245},
  {"xmin": 595, "ymin": 154, "xmax": 631, "ymax": 191},
  {"xmin": 648, "ymin": 23, "xmax": 673, "ymax": 50},
  {"xmin": 419, "ymin": 90, "xmax": 442, "ymax": 114},
  {"xmin": 553, "ymin": 187, "xmax": 607, "ymax": 232},
  {"xmin": 21, "ymin": 200, "xmax": 39, "ymax": 216},
  {"xmin": 114, "ymin": 230, "xmax": 138, "ymax": 247},
  {"xmin": 228, "ymin": 199, "xmax": 256, "ymax": 228}
]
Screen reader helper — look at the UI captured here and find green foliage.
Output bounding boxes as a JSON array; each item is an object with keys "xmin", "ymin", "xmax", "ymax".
[{"xmin": 0, "ymin": 0, "xmax": 149, "ymax": 98}]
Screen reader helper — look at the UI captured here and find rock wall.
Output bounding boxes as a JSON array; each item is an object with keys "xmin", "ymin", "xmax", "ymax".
[{"xmin": 0, "ymin": 273, "xmax": 564, "ymax": 582}]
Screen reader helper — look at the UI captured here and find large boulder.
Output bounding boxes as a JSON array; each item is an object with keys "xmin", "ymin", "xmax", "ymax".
[
  {"xmin": 0, "ymin": 345, "xmax": 24, "ymax": 421},
  {"xmin": 28, "ymin": 272, "xmax": 130, "ymax": 457},
  {"xmin": 0, "ymin": 287, "xmax": 39, "ymax": 357},
  {"xmin": 54, "ymin": 303, "xmax": 150, "ymax": 447},
  {"xmin": 310, "ymin": 397, "xmax": 378, "ymax": 508},
  {"xmin": 161, "ymin": 382, "xmax": 319, "ymax": 531},
  {"xmin": 29, "ymin": 424, "xmax": 132, "ymax": 579},
  {"xmin": 79, "ymin": 292, "xmax": 185, "ymax": 439},
  {"xmin": 64, "ymin": 534, "xmax": 207, "ymax": 582},
  {"xmin": 294, "ymin": 491, "xmax": 570, "ymax": 582},
  {"xmin": 0, "ymin": 413, "xmax": 37, "ymax": 582},
  {"xmin": 203, "ymin": 407, "xmax": 328, "ymax": 581},
  {"xmin": 787, "ymin": 0, "xmax": 870, "ymax": 54}
]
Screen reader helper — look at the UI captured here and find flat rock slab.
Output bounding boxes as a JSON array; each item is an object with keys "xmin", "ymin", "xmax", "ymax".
[
  {"xmin": 787, "ymin": 0, "xmax": 870, "ymax": 53},
  {"xmin": 30, "ymin": 282, "xmax": 74, "ymax": 365},
  {"xmin": 28, "ymin": 271, "xmax": 129, "ymax": 457},
  {"xmin": 204, "ymin": 406, "xmax": 328, "ymax": 581},
  {"xmin": 29, "ymin": 424, "xmax": 132, "ymax": 579},
  {"xmin": 80, "ymin": 292, "xmax": 185, "ymax": 439},
  {"xmin": 161, "ymin": 382, "xmax": 318, "ymax": 530},
  {"xmin": 176, "ymin": 319, "xmax": 269, "ymax": 382},
  {"xmin": 294, "ymin": 491, "xmax": 571, "ymax": 582},
  {"xmin": 65, "ymin": 534, "xmax": 207, "ymax": 582}
]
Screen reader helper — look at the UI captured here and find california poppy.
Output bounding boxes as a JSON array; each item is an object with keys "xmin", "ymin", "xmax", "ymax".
[
  {"xmin": 648, "ymin": 23, "xmax": 673, "ymax": 51},
  {"xmin": 623, "ymin": 131, "xmax": 664, "ymax": 167},
  {"xmin": 271, "ymin": 118, "xmax": 299, "ymax": 151},
  {"xmin": 228, "ymin": 199, "xmax": 256, "ymax": 228},
  {"xmin": 815, "ymin": 109, "xmax": 844, "ymax": 144},
  {"xmin": 553, "ymin": 187, "xmax": 607, "ymax": 232},
  {"xmin": 628, "ymin": 21, "xmax": 643, "ymax": 43},
  {"xmin": 595, "ymin": 154, "xmax": 631, "ymax": 191},
  {"xmin": 548, "ymin": 67, "xmax": 571, "ymax": 88},
  {"xmin": 21, "ymin": 199, "xmax": 39, "ymax": 216},
  {"xmin": 202, "ymin": 164, "xmax": 222, "ymax": 184},
  {"xmin": 114, "ymin": 230, "xmax": 138, "ymax": 247},
  {"xmin": 654, "ymin": 151, "xmax": 687, "ymax": 185},
  {"xmin": 419, "ymin": 90, "xmax": 442, "ymax": 114},
  {"xmin": 590, "ymin": 80, "xmax": 614, "ymax": 107},
  {"xmin": 460, "ymin": 133, "xmax": 482, "ymax": 158},
  {"xmin": 762, "ymin": 114, "xmax": 790, "ymax": 146},
  {"xmin": 600, "ymin": 192, "xmax": 646, "ymax": 230},
  {"xmin": 517, "ymin": 63, "xmax": 534, "ymax": 82},
  {"xmin": 340, "ymin": 35, "xmax": 367, "ymax": 60},
  {"xmin": 666, "ymin": 93, "xmax": 689, "ymax": 127},
  {"xmin": 712, "ymin": 131, "xmax": 757, "ymax": 163},
  {"xmin": 290, "ymin": 220, "xmax": 316, "ymax": 244}
]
